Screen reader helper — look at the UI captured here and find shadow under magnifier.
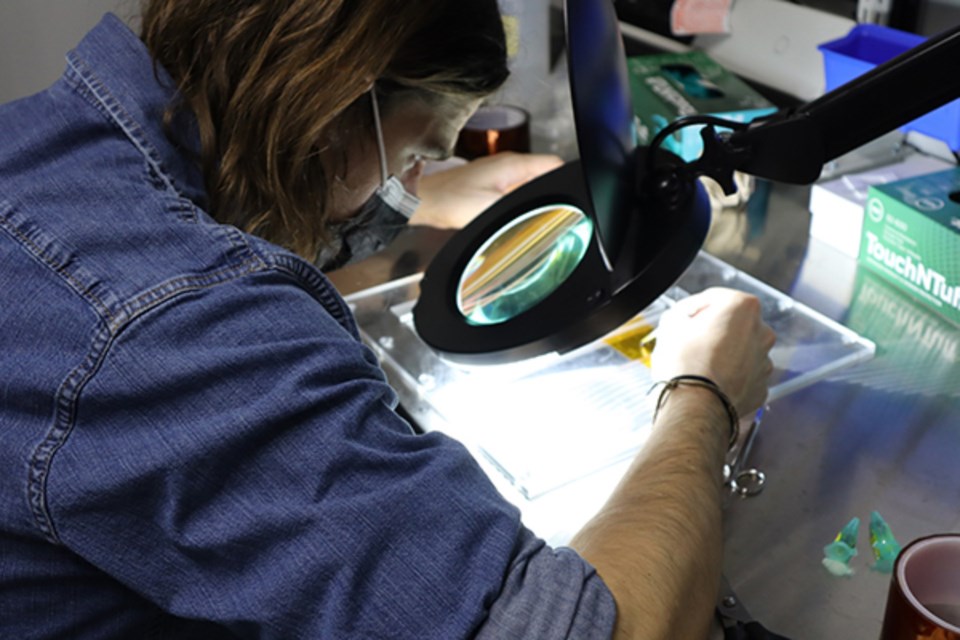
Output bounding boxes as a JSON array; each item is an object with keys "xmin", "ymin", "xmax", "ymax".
[{"xmin": 456, "ymin": 205, "xmax": 594, "ymax": 326}]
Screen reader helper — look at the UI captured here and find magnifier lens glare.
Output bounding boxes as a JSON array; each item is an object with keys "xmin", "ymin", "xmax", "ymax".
[{"xmin": 457, "ymin": 205, "xmax": 593, "ymax": 326}]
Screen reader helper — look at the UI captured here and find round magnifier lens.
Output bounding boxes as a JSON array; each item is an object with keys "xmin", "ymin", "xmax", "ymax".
[{"xmin": 457, "ymin": 204, "xmax": 594, "ymax": 326}]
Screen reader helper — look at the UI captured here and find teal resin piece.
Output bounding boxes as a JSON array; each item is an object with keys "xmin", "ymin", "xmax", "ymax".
[
  {"xmin": 822, "ymin": 517, "xmax": 860, "ymax": 577},
  {"xmin": 869, "ymin": 511, "xmax": 902, "ymax": 573}
]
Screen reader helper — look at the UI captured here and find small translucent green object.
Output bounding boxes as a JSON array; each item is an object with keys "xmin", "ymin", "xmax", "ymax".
[
  {"xmin": 869, "ymin": 511, "xmax": 902, "ymax": 573},
  {"xmin": 822, "ymin": 517, "xmax": 859, "ymax": 577}
]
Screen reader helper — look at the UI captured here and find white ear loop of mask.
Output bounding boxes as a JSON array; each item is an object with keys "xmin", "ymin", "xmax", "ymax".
[
  {"xmin": 367, "ymin": 84, "xmax": 421, "ymax": 219},
  {"xmin": 313, "ymin": 85, "xmax": 421, "ymax": 271},
  {"xmin": 370, "ymin": 85, "xmax": 389, "ymax": 185}
]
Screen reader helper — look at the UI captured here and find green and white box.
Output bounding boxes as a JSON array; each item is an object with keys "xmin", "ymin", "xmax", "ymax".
[{"xmin": 859, "ymin": 168, "xmax": 960, "ymax": 326}]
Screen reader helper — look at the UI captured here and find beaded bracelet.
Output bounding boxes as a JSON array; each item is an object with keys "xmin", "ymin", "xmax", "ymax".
[{"xmin": 650, "ymin": 375, "xmax": 740, "ymax": 451}]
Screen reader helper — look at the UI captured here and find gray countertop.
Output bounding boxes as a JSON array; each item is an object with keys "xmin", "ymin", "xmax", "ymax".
[{"xmin": 708, "ymin": 177, "xmax": 960, "ymax": 639}]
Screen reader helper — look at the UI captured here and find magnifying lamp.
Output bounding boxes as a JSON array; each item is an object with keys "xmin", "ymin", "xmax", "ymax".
[{"xmin": 414, "ymin": 0, "xmax": 960, "ymax": 364}]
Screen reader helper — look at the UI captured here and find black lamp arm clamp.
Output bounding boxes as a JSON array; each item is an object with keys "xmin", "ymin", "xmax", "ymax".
[{"xmin": 642, "ymin": 115, "xmax": 753, "ymax": 211}]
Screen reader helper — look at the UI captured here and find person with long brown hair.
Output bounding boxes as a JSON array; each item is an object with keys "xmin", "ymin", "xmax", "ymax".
[
  {"xmin": 0, "ymin": 1, "xmax": 773, "ymax": 638},
  {"xmin": 138, "ymin": 0, "xmax": 561, "ymax": 264}
]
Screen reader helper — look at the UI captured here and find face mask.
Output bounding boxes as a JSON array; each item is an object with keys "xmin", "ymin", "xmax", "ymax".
[{"xmin": 316, "ymin": 87, "xmax": 421, "ymax": 271}]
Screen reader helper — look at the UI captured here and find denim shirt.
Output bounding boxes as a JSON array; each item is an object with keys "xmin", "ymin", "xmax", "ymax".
[{"xmin": 0, "ymin": 14, "xmax": 615, "ymax": 639}]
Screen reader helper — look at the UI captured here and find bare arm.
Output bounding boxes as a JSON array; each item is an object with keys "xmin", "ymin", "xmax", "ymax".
[
  {"xmin": 410, "ymin": 152, "xmax": 562, "ymax": 228},
  {"xmin": 570, "ymin": 288, "xmax": 775, "ymax": 639}
]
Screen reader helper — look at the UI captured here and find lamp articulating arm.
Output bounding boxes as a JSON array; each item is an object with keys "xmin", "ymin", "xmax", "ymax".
[{"xmin": 684, "ymin": 23, "xmax": 960, "ymax": 194}]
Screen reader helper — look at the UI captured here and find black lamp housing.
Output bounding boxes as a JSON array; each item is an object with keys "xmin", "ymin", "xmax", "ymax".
[{"xmin": 414, "ymin": 0, "xmax": 960, "ymax": 364}]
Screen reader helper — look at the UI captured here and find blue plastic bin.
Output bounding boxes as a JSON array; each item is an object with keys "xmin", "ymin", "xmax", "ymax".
[{"xmin": 819, "ymin": 24, "xmax": 960, "ymax": 150}]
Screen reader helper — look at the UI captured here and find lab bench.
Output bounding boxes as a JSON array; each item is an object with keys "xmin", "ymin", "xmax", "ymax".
[{"xmin": 329, "ymin": 174, "xmax": 960, "ymax": 639}]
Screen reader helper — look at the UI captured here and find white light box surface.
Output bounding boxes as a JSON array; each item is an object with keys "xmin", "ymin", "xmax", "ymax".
[{"xmin": 347, "ymin": 252, "xmax": 875, "ymax": 509}]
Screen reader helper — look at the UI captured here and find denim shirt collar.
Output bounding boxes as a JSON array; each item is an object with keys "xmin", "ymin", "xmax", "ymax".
[{"xmin": 65, "ymin": 13, "xmax": 207, "ymax": 208}]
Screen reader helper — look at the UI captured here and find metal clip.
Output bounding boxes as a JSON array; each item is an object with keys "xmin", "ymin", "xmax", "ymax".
[{"xmin": 723, "ymin": 409, "xmax": 768, "ymax": 498}]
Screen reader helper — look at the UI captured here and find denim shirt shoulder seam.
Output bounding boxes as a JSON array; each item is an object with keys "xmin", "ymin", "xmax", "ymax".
[
  {"xmin": 270, "ymin": 253, "xmax": 360, "ymax": 338},
  {"xmin": 27, "ymin": 251, "xmax": 268, "ymax": 545},
  {"xmin": 65, "ymin": 50, "xmax": 181, "ymax": 198},
  {"xmin": 108, "ymin": 250, "xmax": 266, "ymax": 334}
]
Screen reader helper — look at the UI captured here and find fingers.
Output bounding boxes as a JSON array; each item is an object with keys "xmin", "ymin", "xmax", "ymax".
[
  {"xmin": 668, "ymin": 287, "xmax": 758, "ymax": 321},
  {"xmin": 651, "ymin": 287, "xmax": 775, "ymax": 416},
  {"xmin": 761, "ymin": 324, "xmax": 777, "ymax": 351},
  {"xmin": 666, "ymin": 295, "xmax": 710, "ymax": 320}
]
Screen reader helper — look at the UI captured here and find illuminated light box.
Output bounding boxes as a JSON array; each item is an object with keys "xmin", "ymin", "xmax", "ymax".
[{"xmin": 347, "ymin": 253, "xmax": 875, "ymax": 500}]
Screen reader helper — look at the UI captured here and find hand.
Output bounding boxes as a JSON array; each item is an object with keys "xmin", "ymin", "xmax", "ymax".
[
  {"xmin": 651, "ymin": 287, "xmax": 775, "ymax": 417},
  {"xmin": 409, "ymin": 152, "xmax": 563, "ymax": 229}
]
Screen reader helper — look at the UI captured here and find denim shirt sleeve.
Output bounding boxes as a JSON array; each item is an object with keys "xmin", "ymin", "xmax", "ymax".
[
  {"xmin": 478, "ymin": 529, "xmax": 617, "ymax": 639},
  {"xmin": 44, "ymin": 268, "xmax": 616, "ymax": 639}
]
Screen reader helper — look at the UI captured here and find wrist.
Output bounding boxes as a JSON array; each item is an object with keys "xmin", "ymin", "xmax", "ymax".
[{"xmin": 651, "ymin": 375, "xmax": 740, "ymax": 453}]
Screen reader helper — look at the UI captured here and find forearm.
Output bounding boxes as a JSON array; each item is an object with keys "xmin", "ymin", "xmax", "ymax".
[{"xmin": 569, "ymin": 386, "xmax": 729, "ymax": 640}]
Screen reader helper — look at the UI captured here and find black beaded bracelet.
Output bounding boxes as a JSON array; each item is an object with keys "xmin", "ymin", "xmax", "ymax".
[{"xmin": 650, "ymin": 375, "xmax": 740, "ymax": 451}]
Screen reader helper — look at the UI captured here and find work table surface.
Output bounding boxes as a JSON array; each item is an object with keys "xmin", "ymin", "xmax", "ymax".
[{"xmin": 329, "ymin": 176, "xmax": 960, "ymax": 639}]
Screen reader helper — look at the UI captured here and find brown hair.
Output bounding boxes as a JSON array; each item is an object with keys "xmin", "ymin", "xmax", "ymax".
[{"xmin": 140, "ymin": 0, "xmax": 507, "ymax": 258}]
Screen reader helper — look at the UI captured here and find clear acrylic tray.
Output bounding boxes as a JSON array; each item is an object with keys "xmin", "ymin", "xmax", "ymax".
[{"xmin": 346, "ymin": 252, "xmax": 875, "ymax": 499}]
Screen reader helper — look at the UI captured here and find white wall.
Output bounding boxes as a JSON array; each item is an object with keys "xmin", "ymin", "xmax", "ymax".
[{"xmin": 0, "ymin": 0, "xmax": 139, "ymax": 104}]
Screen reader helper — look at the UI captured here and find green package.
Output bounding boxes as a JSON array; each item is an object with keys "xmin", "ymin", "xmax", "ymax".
[{"xmin": 859, "ymin": 167, "xmax": 960, "ymax": 327}]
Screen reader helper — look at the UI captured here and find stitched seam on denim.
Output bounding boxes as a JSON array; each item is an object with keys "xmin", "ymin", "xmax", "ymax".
[
  {"xmin": 65, "ymin": 51, "xmax": 180, "ymax": 198},
  {"xmin": 271, "ymin": 253, "xmax": 360, "ymax": 337},
  {"xmin": 0, "ymin": 205, "xmax": 116, "ymax": 322},
  {"xmin": 221, "ymin": 221, "xmax": 254, "ymax": 252},
  {"xmin": 28, "ymin": 321, "xmax": 114, "ymax": 544},
  {"xmin": 3, "ymin": 197, "xmax": 264, "ymax": 542},
  {"xmin": 62, "ymin": 64, "xmax": 202, "ymax": 227},
  {"xmin": 105, "ymin": 225, "xmax": 265, "ymax": 329},
  {"xmin": 62, "ymin": 65, "xmax": 118, "ymax": 129},
  {"xmin": 172, "ymin": 196, "xmax": 199, "ymax": 223},
  {"xmin": 60, "ymin": 65, "xmax": 201, "ymax": 229},
  {"xmin": 27, "ymin": 256, "xmax": 267, "ymax": 544},
  {"xmin": 110, "ymin": 256, "xmax": 265, "ymax": 331}
]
